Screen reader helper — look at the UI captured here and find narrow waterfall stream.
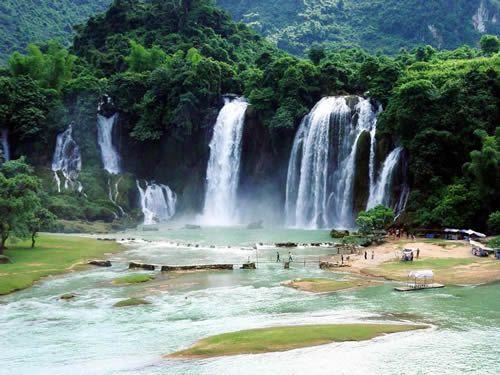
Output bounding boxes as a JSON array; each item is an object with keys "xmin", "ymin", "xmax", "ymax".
[
  {"xmin": 201, "ymin": 96, "xmax": 248, "ymax": 225},
  {"xmin": 367, "ymin": 147, "xmax": 404, "ymax": 210},
  {"xmin": 51, "ymin": 124, "xmax": 83, "ymax": 192},
  {"xmin": 285, "ymin": 96, "xmax": 380, "ymax": 229},
  {"xmin": 137, "ymin": 181, "xmax": 177, "ymax": 225},
  {"xmin": 97, "ymin": 114, "xmax": 121, "ymax": 175},
  {"xmin": 1, "ymin": 128, "xmax": 10, "ymax": 162}
]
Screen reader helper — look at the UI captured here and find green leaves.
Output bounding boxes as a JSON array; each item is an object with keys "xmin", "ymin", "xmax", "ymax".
[{"xmin": 356, "ymin": 205, "xmax": 395, "ymax": 234}]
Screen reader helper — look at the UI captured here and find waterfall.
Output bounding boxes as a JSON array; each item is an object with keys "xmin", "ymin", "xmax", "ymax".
[
  {"xmin": 137, "ymin": 181, "xmax": 177, "ymax": 225},
  {"xmin": 52, "ymin": 124, "xmax": 83, "ymax": 193},
  {"xmin": 108, "ymin": 177, "xmax": 125, "ymax": 217},
  {"xmin": 285, "ymin": 96, "xmax": 379, "ymax": 229},
  {"xmin": 201, "ymin": 96, "xmax": 248, "ymax": 226},
  {"xmin": 97, "ymin": 114, "xmax": 121, "ymax": 175},
  {"xmin": 367, "ymin": 147, "xmax": 403, "ymax": 210},
  {"xmin": 1, "ymin": 129, "xmax": 10, "ymax": 162}
]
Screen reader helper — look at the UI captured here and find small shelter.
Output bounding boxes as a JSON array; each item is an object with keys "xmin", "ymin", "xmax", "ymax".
[
  {"xmin": 395, "ymin": 269, "xmax": 444, "ymax": 292},
  {"xmin": 444, "ymin": 228, "xmax": 486, "ymax": 240}
]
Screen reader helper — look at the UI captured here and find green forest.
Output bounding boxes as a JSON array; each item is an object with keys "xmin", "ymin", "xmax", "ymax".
[
  {"xmin": 216, "ymin": 0, "xmax": 500, "ymax": 55},
  {"xmin": 0, "ymin": 0, "xmax": 499, "ymax": 248}
]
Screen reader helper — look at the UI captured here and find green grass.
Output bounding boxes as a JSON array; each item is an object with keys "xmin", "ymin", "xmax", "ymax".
[
  {"xmin": 381, "ymin": 258, "xmax": 476, "ymax": 271},
  {"xmin": 113, "ymin": 297, "xmax": 151, "ymax": 308},
  {"xmin": 284, "ymin": 278, "xmax": 365, "ymax": 293},
  {"xmin": 112, "ymin": 274, "xmax": 154, "ymax": 285},
  {"xmin": 169, "ymin": 324, "xmax": 427, "ymax": 358},
  {"xmin": 0, "ymin": 234, "xmax": 121, "ymax": 295}
]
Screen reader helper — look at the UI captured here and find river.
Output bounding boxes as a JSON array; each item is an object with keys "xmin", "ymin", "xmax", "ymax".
[{"xmin": 0, "ymin": 227, "xmax": 498, "ymax": 374}]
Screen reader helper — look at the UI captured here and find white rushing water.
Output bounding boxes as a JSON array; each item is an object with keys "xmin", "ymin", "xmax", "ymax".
[
  {"xmin": 97, "ymin": 114, "xmax": 121, "ymax": 174},
  {"xmin": 367, "ymin": 147, "xmax": 403, "ymax": 210},
  {"xmin": 285, "ymin": 96, "xmax": 380, "ymax": 229},
  {"xmin": 137, "ymin": 181, "xmax": 177, "ymax": 225},
  {"xmin": 1, "ymin": 128, "xmax": 10, "ymax": 162},
  {"xmin": 51, "ymin": 124, "xmax": 83, "ymax": 193},
  {"xmin": 201, "ymin": 96, "xmax": 248, "ymax": 226}
]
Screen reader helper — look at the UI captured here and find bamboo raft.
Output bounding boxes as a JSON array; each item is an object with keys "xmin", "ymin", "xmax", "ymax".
[{"xmin": 394, "ymin": 283, "xmax": 445, "ymax": 292}]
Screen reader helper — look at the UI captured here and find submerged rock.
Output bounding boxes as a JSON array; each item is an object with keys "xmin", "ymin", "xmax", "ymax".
[
  {"xmin": 275, "ymin": 242, "xmax": 298, "ymax": 248},
  {"xmin": 184, "ymin": 224, "xmax": 201, "ymax": 230},
  {"xmin": 113, "ymin": 298, "xmax": 151, "ymax": 308},
  {"xmin": 60, "ymin": 293, "xmax": 76, "ymax": 300},
  {"xmin": 129, "ymin": 262, "xmax": 155, "ymax": 271},
  {"xmin": 240, "ymin": 262, "xmax": 256, "ymax": 269},
  {"xmin": 88, "ymin": 260, "xmax": 112, "ymax": 267}
]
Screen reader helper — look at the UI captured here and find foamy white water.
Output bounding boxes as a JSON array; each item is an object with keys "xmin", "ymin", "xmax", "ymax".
[
  {"xmin": 97, "ymin": 114, "xmax": 121, "ymax": 174},
  {"xmin": 201, "ymin": 97, "xmax": 248, "ymax": 226}
]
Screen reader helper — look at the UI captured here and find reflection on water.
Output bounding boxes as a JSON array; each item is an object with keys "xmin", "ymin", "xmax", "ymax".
[{"xmin": 0, "ymin": 228, "xmax": 499, "ymax": 375}]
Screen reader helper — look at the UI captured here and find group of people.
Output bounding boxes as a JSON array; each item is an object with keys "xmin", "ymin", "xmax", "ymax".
[
  {"xmin": 276, "ymin": 251, "xmax": 293, "ymax": 263},
  {"xmin": 364, "ymin": 250, "xmax": 375, "ymax": 260},
  {"xmin": 387, "ymin": 228, "xmax": 416, "ymax": 240}
]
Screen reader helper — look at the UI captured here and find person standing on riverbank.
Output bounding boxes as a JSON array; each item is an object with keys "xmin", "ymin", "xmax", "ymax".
[
  {"xmin": 288, "ymin": 251, "xmax": 293, "ymax": 262},
  {"xmin": 276, "ymin": 251, "xmax": 280, "ymax": 262}
]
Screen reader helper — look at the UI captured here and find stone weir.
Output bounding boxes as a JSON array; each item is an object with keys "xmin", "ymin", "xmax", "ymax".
[{"xmin": 161, "ymin": 264, "xmax": 234, "ymax": 272}]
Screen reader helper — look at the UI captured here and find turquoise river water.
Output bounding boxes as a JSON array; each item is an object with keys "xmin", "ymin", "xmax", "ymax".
[{"xmin": 0, "ymin": 226, "xmax": 499, "ymax": 374}]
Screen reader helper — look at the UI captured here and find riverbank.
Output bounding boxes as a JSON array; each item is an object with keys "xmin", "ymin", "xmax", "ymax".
[
  {"xmin": 338, "ymin": 238, "xmax": 499, "ymax": 285},
  {"xmin": 167, "ymin": 324, "xmax": 427, "ymax": 358},
  {"xmin": 0, "ymin": 234, "xmax": 121, "ymax": 295}
]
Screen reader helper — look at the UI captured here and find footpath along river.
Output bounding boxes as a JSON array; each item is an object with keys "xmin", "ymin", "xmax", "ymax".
[{"xmin": 0, "ymin": 227, "xmax": 498, "ymax": 374}]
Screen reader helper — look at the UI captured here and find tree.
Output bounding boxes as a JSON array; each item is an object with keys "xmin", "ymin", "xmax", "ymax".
[
  {"xmin": 28, "ymin": 207, "xmax": 57, "ymax": 248},
  {"xmin": 480, "ymin": 35, "xmax": 500, "ymax": 55},
  {"xmin": 125, "ymin": 41, "xmax": 168, "ymax": 73},
  {"xmin": 487, "ymin": 211, "xmax": 500, "ymax": 234},
  {"xmin": 0, "ymin": 159, "xmax": 42, "ymax": 253},
  {"xmin": 308, "ymin": 44, "xmax": 326, "ymax": 65},
  {"xmin": 356, "ymin": 205, "xmax": 395, "ymax": 234}
]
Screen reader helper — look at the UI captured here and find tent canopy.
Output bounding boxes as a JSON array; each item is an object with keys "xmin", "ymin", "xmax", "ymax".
[{"xmin": 408, "ymin": 270, "xmax": 434, "ymax": 279}]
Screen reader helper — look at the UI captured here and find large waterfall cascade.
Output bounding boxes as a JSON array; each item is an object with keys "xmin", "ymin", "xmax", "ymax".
[
  {"xmin": 97, "ymin": 114, "xmax": 121, "ymax": 175},
  {"xmin": 1, "ymin": 128, "xmax": 10, "ymax": 162},
  {"xmin": 285, "ymin": 96, "xmax": 406, "ymax": 229},
  {"xmin": 137, "ymin": 181, "xmax": 177, "ymax": 225},
  {"xmin": 52, "ymin": 124, "xmax": 83, "ymax": 193},
  {"xmin": 201, "ymin": 96, "xmax": 249, "ymax": 226}
]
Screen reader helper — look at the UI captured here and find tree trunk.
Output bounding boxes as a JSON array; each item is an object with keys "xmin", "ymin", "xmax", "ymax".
[
  {"xmin": 0, "ymin": 235, "xmax": 7, "ymax": 255},
  {"xmin": 31, "ymin": 233, "xmax": 36, "ymax": 249}
]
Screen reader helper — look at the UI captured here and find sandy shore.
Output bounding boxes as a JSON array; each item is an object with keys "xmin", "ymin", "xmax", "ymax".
[{"xmin": 326, "ymin": 238, "xmax": 500, "ymax": 285}]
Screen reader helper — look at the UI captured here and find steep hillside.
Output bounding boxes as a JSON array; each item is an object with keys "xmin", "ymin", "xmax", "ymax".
[
  {"xmin": 0, "ymin": 0, "xmax": 112, "ymax": 62},
  {"xmin": 216, "ymin": 0, "xmax": 500, "ymax": 55}
]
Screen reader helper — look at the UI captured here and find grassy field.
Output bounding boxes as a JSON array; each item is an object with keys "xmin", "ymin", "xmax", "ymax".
[
  {"xmin": 0, "ymin": 234, "xmax": 120, "ymax": 295},
  {"xmin": 283, "ymin": 278, "xmax": 378, "ymax": 293},
  {"xmin": 168, "ymin": 324, "xmax": 426, "ymax": 358},
  {"xmin": 369, "ymin": 257, "xmax": 499, "ymax": 284},
  {"xmin": 112, "ymin": 274, "xmax": 154, "ymax": 285}
]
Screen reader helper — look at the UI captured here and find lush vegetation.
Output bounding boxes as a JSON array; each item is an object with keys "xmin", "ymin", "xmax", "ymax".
[
  {"xmin": 169, "ymin": 324, "xmax": 427, "ymax": 357},
  {"xmin": 0, "ymin": 234, "xmax": 120, "ymax": 295},
  {"xmin": 0, "ymin": 0, "xmax": 498, "ymax": 232},
  {"xmin": 216, "ymin": 0, "xmax": 500, "ymax": 56},
  {"xmin": 0, "ymin": 0, "xmax": 111, "ymax": 63},
  {"xmin": 356, "ymin": 205, "xmax": 395, "ymax": 234}
]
